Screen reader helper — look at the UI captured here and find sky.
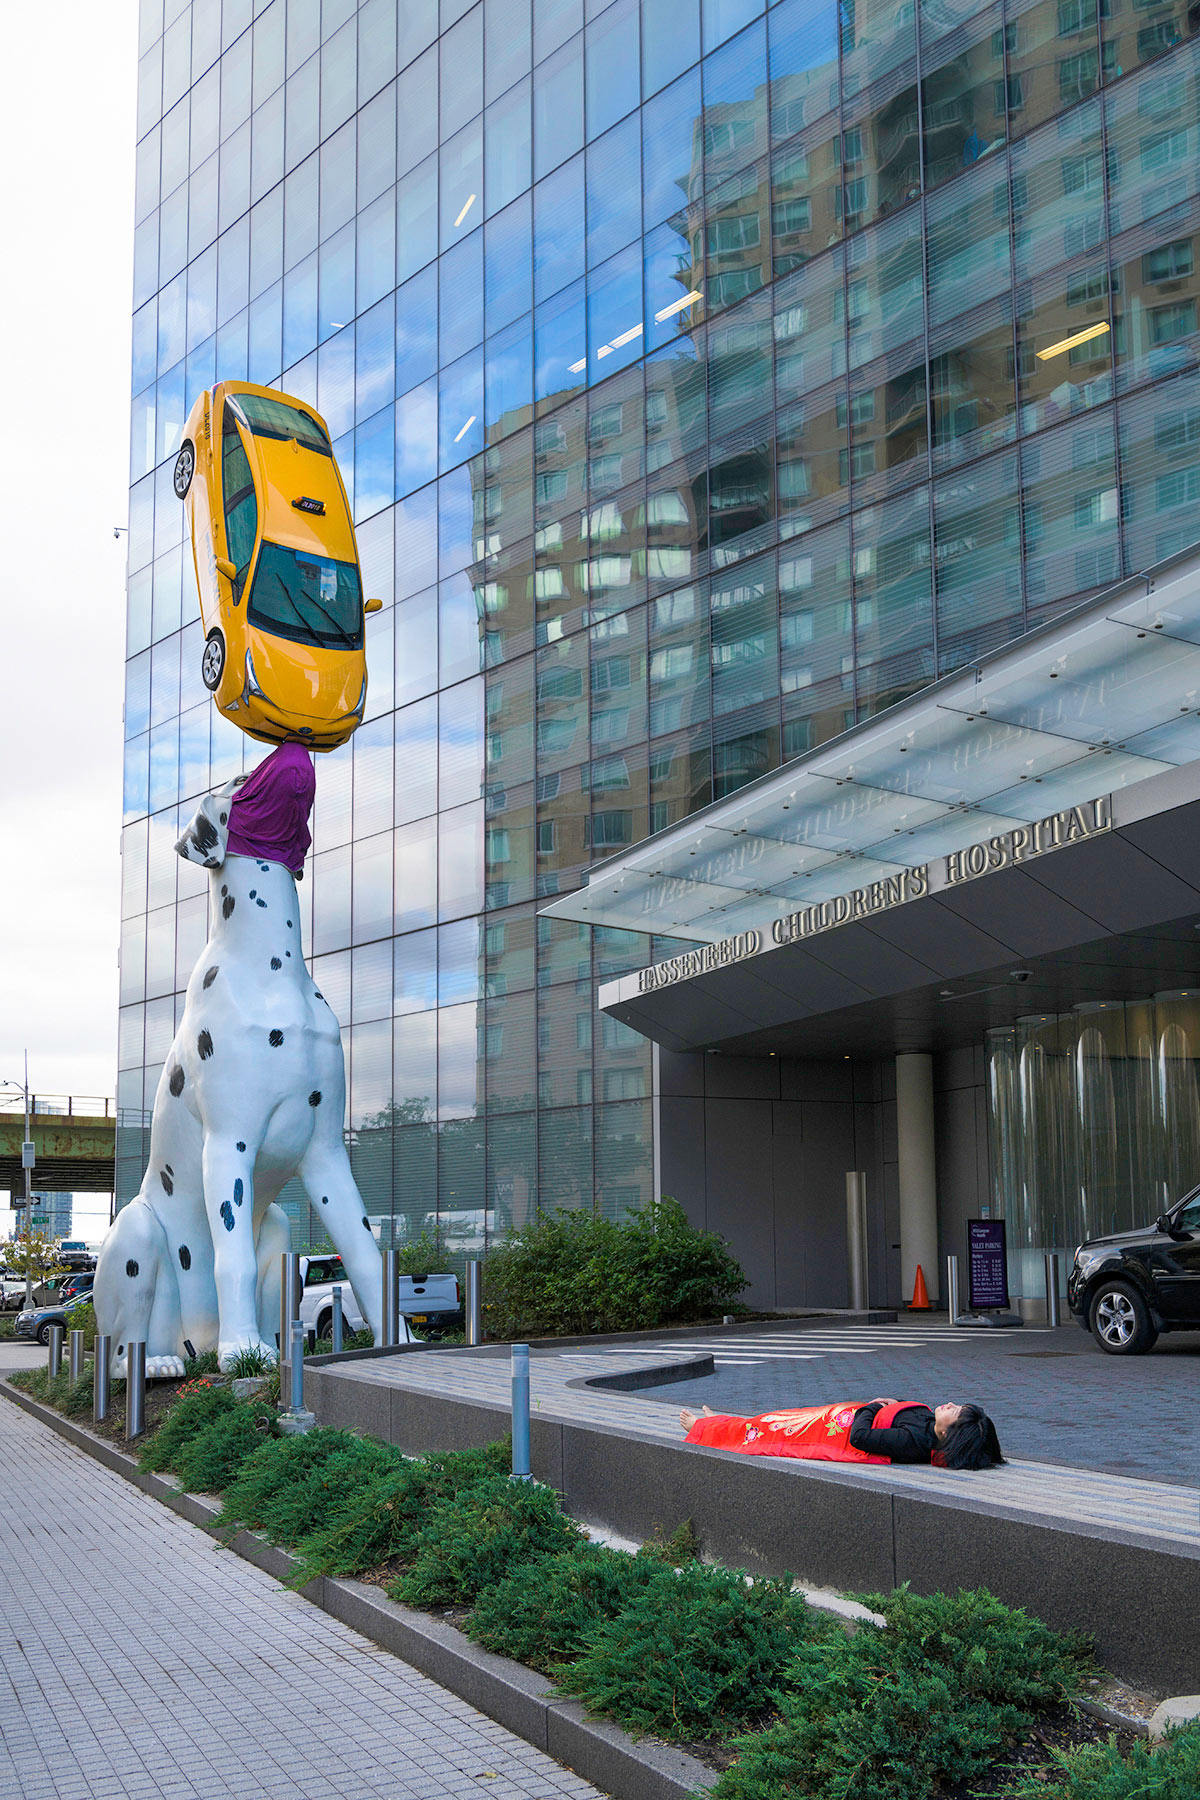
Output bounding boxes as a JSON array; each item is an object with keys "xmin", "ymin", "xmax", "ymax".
[{"xmin": 0, "ymin": 3, "xmax": 139, "ymax": 1233}]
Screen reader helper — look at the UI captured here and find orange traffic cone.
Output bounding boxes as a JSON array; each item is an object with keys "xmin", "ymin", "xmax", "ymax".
[{"xmin": 907, "ymin": 1264, "xmax": 931, "ymax": 1310}]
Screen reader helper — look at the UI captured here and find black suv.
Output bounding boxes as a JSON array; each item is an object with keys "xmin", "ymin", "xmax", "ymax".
[{"xmin": 1068, "ymin": 1189, "xmax": 1200, "ymax": 1353}]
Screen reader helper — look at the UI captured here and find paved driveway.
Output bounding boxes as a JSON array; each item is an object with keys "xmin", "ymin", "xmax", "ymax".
[{"xmin": 634, "ymin": 1318, "xmax": 1200, "ymax": 1486}]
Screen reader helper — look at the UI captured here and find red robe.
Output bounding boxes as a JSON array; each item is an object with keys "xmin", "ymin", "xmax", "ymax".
[{"xmin": 684, "ymin": 1400, "xmax": 925, "ymax": 1464}]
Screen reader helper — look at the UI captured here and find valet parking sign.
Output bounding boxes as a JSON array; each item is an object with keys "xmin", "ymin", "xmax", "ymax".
[{"xmin": 967, "ymin": 1219, "xmax": 1010, "ymax": 1312}]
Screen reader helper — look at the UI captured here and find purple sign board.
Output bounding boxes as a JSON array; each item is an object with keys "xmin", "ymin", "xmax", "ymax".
[{"xmin": 967, "ymin": 1218, "xmax": 1010, "ymax": 1311}]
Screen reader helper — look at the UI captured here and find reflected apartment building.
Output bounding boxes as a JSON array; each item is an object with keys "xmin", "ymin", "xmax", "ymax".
[{"xmin": 121, "ymin": 0, "xmax": 1200, "ymax": 1304}]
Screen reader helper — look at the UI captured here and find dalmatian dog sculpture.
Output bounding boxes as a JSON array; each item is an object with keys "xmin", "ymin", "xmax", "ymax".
[{"xmin": 94, "ymin": 743, "xmax": 389, "ymax": 1376}]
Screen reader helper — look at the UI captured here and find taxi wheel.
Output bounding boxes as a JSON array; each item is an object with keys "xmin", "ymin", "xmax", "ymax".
[
  {"xmin": 201, "ymin": 630, "xmax": 226, "ymax": 692},
  {"xmin": 173, "ymin": 440, "xmax": 195, "ymax": 499}
]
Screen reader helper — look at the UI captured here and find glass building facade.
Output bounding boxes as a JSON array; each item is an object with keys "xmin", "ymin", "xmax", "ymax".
[{"xmin": 121, "ymin": 0, "xmax": 1200, "ymax": 1252}]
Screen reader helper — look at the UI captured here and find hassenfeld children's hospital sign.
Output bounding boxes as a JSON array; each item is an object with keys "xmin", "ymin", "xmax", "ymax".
[{"xmin": 636, "ymin": 796, "xmax": 1112, "ymax": 997}]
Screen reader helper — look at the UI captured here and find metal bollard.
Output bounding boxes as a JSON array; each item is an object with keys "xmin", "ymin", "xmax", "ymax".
[
  {"xmin": 845, "ymin": 1171, "xmax": 869, "ymax": 1310},
  {"xmin": 47, "ymin": 1324, "xmax": 63, "ymax": 1379},
  {"xmin": 331, "ymin": 1284, "xmax": 344, "ymax": 1354},
  {"xmin": 382, "ymin": 1248, "xmax": 400, "ymax": 1347},
  {"xmin": 279, "ymin": 1252, "xmax": 302, "ymax": 1354},
  {"xmin": 1044, "ymin": 1252, "xmax": 1061, "ymax": 1328},
  {"xmin": 93, "ymin": 1334, "xmax": 111, "ymax": 1424},
  {"xmin": 125, "ymin": 1342, "xmax": 146, "ymax": 1441},
  {"xmin": 465, "ymin": 1260, "xmax": 482, "ymax": 1346},
  {"xmin": 289, "ymin": 1318, "xmax": 305, "ymax": 1412},
  {"xmin": 946, "ymin": 1253, "xmax": 961, "ymax": 1325},
  {"xmin": 511, "ymin": 1343, "xmax": 531, "ymax": 1481},
  {"xmin": 68, "ymin": 1328, "xmax": 85, "ymax": 1384}
]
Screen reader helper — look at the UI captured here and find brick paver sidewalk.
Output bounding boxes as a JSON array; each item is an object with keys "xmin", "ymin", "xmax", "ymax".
[{"xmin": 0, "ymin": 1398, "xmax": 603, "ymax": 1800}]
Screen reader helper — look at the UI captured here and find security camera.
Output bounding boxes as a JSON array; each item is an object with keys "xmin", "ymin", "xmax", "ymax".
[{"xmin": 1010, "ymin": 970, "xmax": 1031, "ymax": 983}]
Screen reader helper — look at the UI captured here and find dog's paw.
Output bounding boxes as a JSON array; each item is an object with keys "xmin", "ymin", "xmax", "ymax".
[{"xmin": 146, "ymin": 1355, "xmax": 187, "ymax": 1380}]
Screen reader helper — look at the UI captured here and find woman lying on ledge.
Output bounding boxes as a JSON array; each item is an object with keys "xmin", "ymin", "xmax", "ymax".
[{"xmin": 679, "ymin": 1399, "xmax": 1005, "ymax": 1472}]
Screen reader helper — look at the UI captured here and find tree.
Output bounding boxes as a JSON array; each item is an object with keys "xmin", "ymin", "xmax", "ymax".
[{"xmin": 4, "ymin": 1231, "xmax": 66, "ymax": 1289}]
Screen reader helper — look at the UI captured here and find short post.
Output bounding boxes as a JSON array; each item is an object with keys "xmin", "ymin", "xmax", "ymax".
[
  {"xmin": 331, "ymin": 1284, "xmax": 344, "ymax": 1354},
  {"xmin": 290, "ymin": 1318, "xmax": 304, "ymax": 1412},
  {"xmin": 68, "ymin": 1328, "xmax": 85, "ymax": 1384},
  {"xmin": 279, "ymin": 1252, "xmax": 302, "ymax": 1354},
  {"xmin": 47, "ymin": 1324, "xmax": 63, "ymax": 1380},
  {"xmin": 93, "ymin": 1334, "xmax": 111, "ymax": 1424},
  {"xmin": 465, "ymin": 1260, "xmax": 482, "ymax": 1346},
  {"xmin": 1043, "ymin": 1252, "xmax": 1061, "ymax": 1328},
  {"xmin": 946, "ymin": 1253, "xmax": 961, "ymax": 1325},
  {"xmin": 126, "ymin": 1341, "xmax": 146, "ymax": 1441},
  {"xmin": 845, "ymin": 1171, "xmax": 869, "ymax": 1310},
  {"xmin": 382, "ymin": 1248, "xmax": 399, "ymax": 1347},
  {"xmin": 511, "ymin": 1343, "xmax": 531, "ymax": 1481}
]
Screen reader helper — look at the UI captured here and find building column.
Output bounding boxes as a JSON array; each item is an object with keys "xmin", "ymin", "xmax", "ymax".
[{"xmin": 896, "ymin": 1052, "xmax": 938, "ymax": 1306}]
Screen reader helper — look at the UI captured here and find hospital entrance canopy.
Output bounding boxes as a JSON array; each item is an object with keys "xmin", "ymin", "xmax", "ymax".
[{"xmin": 538, "ymin": 544, "xmax": 1200, "ymax": 1056}]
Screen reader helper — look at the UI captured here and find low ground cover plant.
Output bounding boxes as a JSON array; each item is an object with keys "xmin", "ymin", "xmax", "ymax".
[
  {"xmin": 390, "ymin": 1474, "xmax": 583, "ymax": 1607},
  {"xmin": 1006, "ymin": 1722, "xmax": 1200, "ymax": 1798},
  {"xmin": 483, "ymin": 1196, "xmax": 746, "ymax": 1337}
]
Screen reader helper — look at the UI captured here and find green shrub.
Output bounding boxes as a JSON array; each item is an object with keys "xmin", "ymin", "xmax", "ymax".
[
  {"xmin": 217, "ymin": 1429, "xmax": 402, "ymax": 1542},
  {"xmin": 183, "ymin": 1350, "xmax": 221, "ymax": 1376},
  {"xmin": 59, "ymin": 1370, "xmax": 96, "ymax": 1418},
  {"xmin": 139, "ymin": 1382, "xmax": 238, "ymax": 1471},
  {"xmin": 637, "ymin": 1519, "xmax": 702, "ymax": 1566},
  {"xmin": 63, "ymin": 1300, "xmax": 97, "ymax": 1348},
  {"xmin": 712, "ymin": 1588, "xmax": 1094, "ymax": 1800},
  {"xmin": 390, "ymin": 1476, "xmax": 583, "ymax": 1608},
  {"xmin": 467, "ymin": 1543, "xmax": 673, "ymax": 1672},
  {"xmin": 290, "ymin": 1440, "xmax": 511, "ymax": 1583},
  {"xmin": 559, "ymin": 1565, "xmax": 824, "ymax": 1742},
  {"xmin": 482, "ymin": 1197, "xmax": 745, "ymax": 1338},
  {"xmin": 1006, "ymin": 1722, "xmax": 1200, "ymax": 1799},
  {"xmin": 171, "ymin": 1402, "xmax": 277, "ymax": 1493},
  {"xmin": 225, "ymin": 1346, "xmax": 273, "ymax": 1377}
]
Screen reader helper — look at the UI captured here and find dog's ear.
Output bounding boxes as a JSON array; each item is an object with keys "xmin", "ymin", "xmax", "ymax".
[{"xmin": 176, "ymin": 793, "xmax": 229, "ymax": 869}]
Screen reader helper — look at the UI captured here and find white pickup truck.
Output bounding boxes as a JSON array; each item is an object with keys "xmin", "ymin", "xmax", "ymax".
[{"xmin": 297, "ymin": 1255, "xmax": 463, "ymax": 1343}]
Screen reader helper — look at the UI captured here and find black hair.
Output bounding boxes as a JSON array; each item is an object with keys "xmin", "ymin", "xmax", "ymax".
[{"xmin": 931, "ymin": 1404, "xmax": 1005, "ymax": 1471}]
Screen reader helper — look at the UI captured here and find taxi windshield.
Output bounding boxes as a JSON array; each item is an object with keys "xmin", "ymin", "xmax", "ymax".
[
  {"xmin": 231, "ymin": 393, "xmax": 331, "ymax": 454},
  {"xmin": 249, "ymin": 543, "xmax": 363, "ymax": 649}
]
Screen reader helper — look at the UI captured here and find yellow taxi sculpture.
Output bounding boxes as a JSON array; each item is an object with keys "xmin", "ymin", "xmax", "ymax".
[{"xmin": 174, "ymin": 381, "xmax": 381, "ymax": 751}]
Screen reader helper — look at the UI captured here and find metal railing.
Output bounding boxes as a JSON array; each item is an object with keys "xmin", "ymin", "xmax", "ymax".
[{"xmin": 0, "ymin": 1093, "xmax": 114, "ymax": 1119}]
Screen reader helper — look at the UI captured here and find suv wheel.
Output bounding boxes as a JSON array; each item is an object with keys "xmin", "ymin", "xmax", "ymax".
[
  {"xmin": 36, "ymin": 1322, "xmax": 54, "ymax": 1346},
  {"xmin": 1089, "ymin": 1278, "xmax": 1158, "ymax": 1355}
]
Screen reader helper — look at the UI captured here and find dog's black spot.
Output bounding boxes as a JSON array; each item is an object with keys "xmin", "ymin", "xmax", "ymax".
[
  {"xmin": 287, "ymin": 919, "xmax": 293, "ymax": 928},
  {"xmin": 269, "ymin": 1029, "xmax": 284, "ymax": 1047},
  {"xmin": 236, "ymin": 1140, "xmax": 246, "ymax": 1152},
  {"xmin": 192, "ymin": 813, "xmax": 219, "ymax": 853},
  {"xmin": 197, "ymin": 1029, "xmax": 214, "ymax": 1059},
  {"xmin": 222, "ymin": 894, "xmax": 235, "ymax": 919},
  {"xmin": 270, "ymin": 956, "xmax": 282, "ymax": 970},
  {"xmin": 165, "ymin": 1162, "xmax": 173, "ymax": 1177},
  {"xmin": 168, "ymin": 1064, "xmax": 185, "ymax": 1097},
  {"xmin": 362, "ymin": 1216, "xmax": 371, "ymax": 1230},
  {"xmin": 233, "ymin": 1177, "xmax": 244, "ymax": 1206},
  {"xmin": 160, "ymin": 1168, "xmax": 174, "ymax": 1196},
  {"xmin": 178, "ymin": 1245, "xmax": 191, "ymax": 1271},
  {"xmin": 308, "ymin": 1090, "xmax": 321, "ymax": 1107},
  {"xmin": 256, "ymin": 898, "xmax": 267, "ymax": 908},
  {"xmin": 126, "ymin": 1259, "xmax": 139, "ymax": 1278},
  {"xmin": 202, "ymin": 965, "xmax": 219, "ymax": 989},
  {"xmin": 314, "ymin": 990, "xmax": 323, "ymax": 1000},
  {"xmin": 220, "ymin": 1200, "xmax": 235, "ymax": 1231},
  {"xmin": 258, "ymin": 861, "xmax": 269, "ymax": 871},
  {"xmin": 118, "ymin": 1345, "xmax": 124, "ymax": 1356},
  {"xmin": 320, "ymin": 1194, "xmax": 328, "ymax": 1205},
  {"xmin": 221, "ymin": 884, "xmax": 227, "ymax": 896},
  {"xmin": 286, "ymin": 951, "xmax": 291, "ymax": 958},
  {"xmin": 249, "ymin": 889, "xmax": 256, "ymax": 898},
  {"xmin": 220, "ymin": 812, "xmax": 228, "ymax": 825}
]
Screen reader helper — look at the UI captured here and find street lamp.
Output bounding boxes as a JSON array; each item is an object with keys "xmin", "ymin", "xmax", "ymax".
[{"xmin": 1, "ymin": 1055, "xmax": 36, "ymax": 1308}]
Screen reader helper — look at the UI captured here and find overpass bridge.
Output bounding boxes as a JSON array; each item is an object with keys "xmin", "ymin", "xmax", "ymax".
[{"xmin": 0, "ymin": 1096, "xmax": 115, "ymax": 1198}]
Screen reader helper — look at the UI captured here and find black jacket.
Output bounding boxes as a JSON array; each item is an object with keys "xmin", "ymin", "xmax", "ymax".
[{"xmin": 848, "ymin": 1401, "xmax": 937, "ymax": 1463}]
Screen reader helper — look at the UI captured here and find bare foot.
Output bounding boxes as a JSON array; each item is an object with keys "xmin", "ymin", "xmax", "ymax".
[
  {"xmin": 680, "ymin": 1408, "xmax": 699, "ymax": 1432},
  {"xmin": 703, "ymin": 1404, "xmax": 715, "ymax": 1415}
]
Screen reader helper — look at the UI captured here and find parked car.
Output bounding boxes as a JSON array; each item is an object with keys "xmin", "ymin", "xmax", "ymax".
[
  {"xmin": 1067, "ymin": 1187, "xmax": 1200, "ymax": 1354},
  {"xmin": 175, "ymin": 381, "xmax": 381, "ymax": 751},
  {"xmin": 0, "ymin": 1271, "xmax": 28, "ymax": 1311},
  {"xmin": 296, "ymin": 1256, "xmax": 462, "ymax": 1343},
  {"xmin": 14, "ymin": 1298, "xmax": 92, "ymax": 1348}
]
